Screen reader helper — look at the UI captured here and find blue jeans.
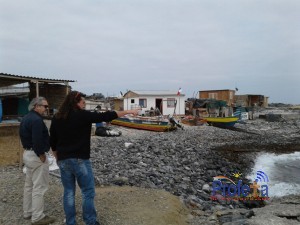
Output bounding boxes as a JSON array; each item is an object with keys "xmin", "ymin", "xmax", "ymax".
[{"xmin": 58, "ymin": 158, "xmax": 98, "ymax": 225}]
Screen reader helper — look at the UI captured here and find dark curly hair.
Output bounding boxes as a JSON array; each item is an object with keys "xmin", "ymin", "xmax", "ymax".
[{"xmin": 55, "ymin": 91, "xmax": 86, "ymax": 119}]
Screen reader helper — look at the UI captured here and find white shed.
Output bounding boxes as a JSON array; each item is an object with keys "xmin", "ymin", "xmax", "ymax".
[{"xmin": 122, "ymin": 90, "xmax": 185, "ymax": 116}]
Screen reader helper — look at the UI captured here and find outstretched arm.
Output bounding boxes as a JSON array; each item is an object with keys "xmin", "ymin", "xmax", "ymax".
[{"xmin": 115, "ymin": 109, "xmax": 140, "ymax": 118}]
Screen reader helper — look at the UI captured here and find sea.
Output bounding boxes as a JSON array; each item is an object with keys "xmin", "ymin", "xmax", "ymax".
[{"xmin": 246, "ymin": 151, "xmax": 300, "ymax": 197}]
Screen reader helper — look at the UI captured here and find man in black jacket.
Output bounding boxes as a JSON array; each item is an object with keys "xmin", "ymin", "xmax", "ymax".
[
  {"xmin": 50, "ymin": 91, "xmax": 139, "ymax": 225},
  {"xmin": 20, "ymin": 97, "xmax": 55, "ymax": 225}
]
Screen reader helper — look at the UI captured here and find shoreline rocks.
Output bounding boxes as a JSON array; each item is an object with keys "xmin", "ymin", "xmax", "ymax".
[
  {"xmin": 1, "ymin": 108, "xmax": 300, "ymax": 224},
  {"xmin": 90, "ymin": 115, "xmax": 300, "ymax": 224}
]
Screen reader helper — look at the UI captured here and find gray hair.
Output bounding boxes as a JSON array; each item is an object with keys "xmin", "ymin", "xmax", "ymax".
[{"xmin": 28, "ymin": 97, "xmax": 47, "ymax": 111}]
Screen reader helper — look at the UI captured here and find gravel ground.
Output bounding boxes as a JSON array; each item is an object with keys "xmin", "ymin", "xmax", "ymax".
[
  {"xmin": 0, "ymin": 166, "xmax": 189, "ymax": 225},
  {"xmin": 1, "ymin": 109, "xmax": 300, "ymax": 225}
]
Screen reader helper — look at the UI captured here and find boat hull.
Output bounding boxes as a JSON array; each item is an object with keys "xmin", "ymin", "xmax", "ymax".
[
  {"xmin": 111, "ymin": 117, "xmax": 176, "ymax": 132},
  {"xmin": 204, "ymin": 117, "xmax": 239, "ymax": 128}
]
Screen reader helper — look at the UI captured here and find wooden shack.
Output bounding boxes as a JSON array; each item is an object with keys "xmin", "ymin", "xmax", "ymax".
[
  {"xmin": 112, "ymin": 97, "xmax": 124, "ymax": 111},
  {"xmin": 199, "ymin": 89, "xmax": 235, "ymax": 106},
  {"xmin": 235, "ymin": 94, "xmax": 269, "ymax": 107},
  {"xmin": 29, "ymin": 83, "xmax": 72, "ymax": 112},
  {"xmin": 0, "ymin": 73, "xmax": 75, "ymax": 115},
  {"xmin": 0, "ymin": 73, "xmax": 75, "ymax": 166}
]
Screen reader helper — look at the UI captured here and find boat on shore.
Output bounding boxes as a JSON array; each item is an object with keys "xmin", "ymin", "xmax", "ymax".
[
  {"xmin": 111, "ymin": 116, "xmax": 177, "ymax": 132},
  {"xmin": 204, "ymin": 116, "xmax": 239, "ymax": 128}
]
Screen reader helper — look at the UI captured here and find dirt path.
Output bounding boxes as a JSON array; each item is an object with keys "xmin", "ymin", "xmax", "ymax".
[
  {"xmin": 0, "ymin": 166, "xmax": 189, "ymax": 225},
  {"xmin": 96, "ymin": 186, "xmax": 189, "ymax": 225}
]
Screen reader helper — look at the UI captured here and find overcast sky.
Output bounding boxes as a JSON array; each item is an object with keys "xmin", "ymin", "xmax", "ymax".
[{"xmin": 1, "ymin": 0, "xmax": 299, "ymax": 104}]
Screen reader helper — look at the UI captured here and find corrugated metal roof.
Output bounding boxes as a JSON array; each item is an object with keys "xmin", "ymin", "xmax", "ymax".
[
  {"xmin": 129, "ymin": 90, "xmax": 185, "ymax": 96},
  {"xmin": 0, "ymin": 72, "xmax": 75, "ymax": 83},
  {"xmin": 200, "ymin": 89, "xmax": 234, "ymax": 92}
]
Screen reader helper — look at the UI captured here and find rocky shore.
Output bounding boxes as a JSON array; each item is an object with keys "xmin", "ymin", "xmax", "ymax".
[
  {"xmin": 88, "ymin": 113, "xmax": 300, "ymax": 224},
  {"xmin": 1, "ymin": 108, "xmax": 300, "ymax": 225}
]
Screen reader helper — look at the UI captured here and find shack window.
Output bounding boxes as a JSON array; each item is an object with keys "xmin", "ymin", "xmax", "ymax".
[
  {"xmin": 139, "ymin": 99, "xmax": 147, "ymax": 108},
  {"xmin": 209, "ymin": 93, "xmax": 218, "ymax": 99},
  {"xmin": 167, "ymin": 98, "xmax": 175, "ymax": 108},
  {"xmin": 131, "ymin": 99, "xmax": 135, "ymax": 104}
]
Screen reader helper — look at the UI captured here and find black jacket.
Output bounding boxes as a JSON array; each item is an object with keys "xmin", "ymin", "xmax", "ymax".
[
  {"xmin": 19, "ymin": 110, "xmax": 50, "ymax": 156},
  {"xmin": 50, "ymin": 110, "xmax": 118, "ymax": 161}
]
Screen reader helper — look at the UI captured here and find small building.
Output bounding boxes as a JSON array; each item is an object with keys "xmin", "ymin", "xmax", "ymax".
[
  {"xmin": 122, "ymin": 90, "xmax": 185, "ymax": 116},
  {"xmin": 235, "ymin": 94, "xmax": 269, "ymax": 107},
  {"xmin": 113, "ymin": 97, "xmax": 124, "ymax": 111},
  {"xmin": 0, "ymin": 72, "xmax": 74, "ymax": 167},
  {"xmin": 189, "ymin": 98, "xmax": 230, "ymax": 117},
  {"xmin": 0, "ymin": 73, "xmax": 75, "ymax": 118},
  {"xmin": 199, "ymin": 89, "xmax": 235, "ymax": 106}
]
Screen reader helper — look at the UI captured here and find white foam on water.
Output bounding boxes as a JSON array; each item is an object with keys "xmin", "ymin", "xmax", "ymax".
[{"xmin": 246, "ymin": 151, "xmax": 300, "ymax": 197}]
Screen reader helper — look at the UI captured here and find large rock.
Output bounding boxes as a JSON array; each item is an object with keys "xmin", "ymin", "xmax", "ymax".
[{"xmin": 247, "ymin": 200, "xmax": 300, "ymax": 225}]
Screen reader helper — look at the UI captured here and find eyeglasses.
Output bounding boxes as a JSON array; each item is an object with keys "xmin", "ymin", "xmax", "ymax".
[{"xmin": 41, "ymin": 105, "xmax": 49, "ymax": 109}]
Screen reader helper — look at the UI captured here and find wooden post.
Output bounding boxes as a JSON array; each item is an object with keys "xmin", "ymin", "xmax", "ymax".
[
  {"xmin": 65, "ymin": 82, "xmax": 69, "ymax": 95},
  {"xmin": 19, "ymin": 140, "xmax": 23, "ymax": 169},
  {"xmin": 179, "ymin": 95, "xmax": 180, "ymax": 115},
  {"xmin": 35, "ymin": 80, "xmax": 39, "ymax": 97}
]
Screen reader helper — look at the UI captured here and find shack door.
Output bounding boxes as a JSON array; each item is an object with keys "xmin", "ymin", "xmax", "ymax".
[{"xmin": 155, "ymin": 98, "xmax": 163, "ymax": 115}]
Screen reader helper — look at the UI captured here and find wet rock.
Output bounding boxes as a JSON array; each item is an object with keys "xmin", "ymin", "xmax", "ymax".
[
  {"xmin": 248, "ymin": 201, "xmax": 300, "ymax": 225},
  {"xmin": 275, "ymin": 208, "xmax": 300, "ymax": 218}
]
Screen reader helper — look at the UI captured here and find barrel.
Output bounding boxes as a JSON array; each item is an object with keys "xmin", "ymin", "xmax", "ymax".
[{"xmin": 0, "ymin": 98, "xmax": 2, "ymax": 123}]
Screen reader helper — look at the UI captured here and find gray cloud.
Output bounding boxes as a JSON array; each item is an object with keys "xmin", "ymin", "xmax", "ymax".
[{"xmin": 1, "ymin": 0, "xmax": 299, "ymax": 103}]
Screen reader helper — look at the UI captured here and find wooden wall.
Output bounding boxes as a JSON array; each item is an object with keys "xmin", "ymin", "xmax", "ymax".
[
  {"xmin": 113, "ymin": 99, "xmax": 124, "ymax": 111},
  {"xmin": 199, "ymin": 90, "xmax": 235, "ymax": 106},
  {"xmin": 29, "ymin": 83, "xmax": 70, "ymax": 110},
  {"xmin": 235, "ymin": 95, "xmax": 268, "ymax": 107}
]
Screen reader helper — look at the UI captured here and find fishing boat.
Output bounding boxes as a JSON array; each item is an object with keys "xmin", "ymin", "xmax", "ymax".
[
  {"xmin": 204, "ymin": 116, "xmax": 239, "ymax": 128},
  {"xmin": 111, "ymin": 116, "xmax": 177, "ymax": 132}
]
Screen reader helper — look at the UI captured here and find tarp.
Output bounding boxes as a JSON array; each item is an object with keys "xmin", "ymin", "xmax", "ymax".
[
  {"xmin": 191, "ymin": 98, "xmax": 227, "ymax": 109},
  {"xmin": 17, "ymin": 98, "xmax": 29, "ymax": 116}
]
